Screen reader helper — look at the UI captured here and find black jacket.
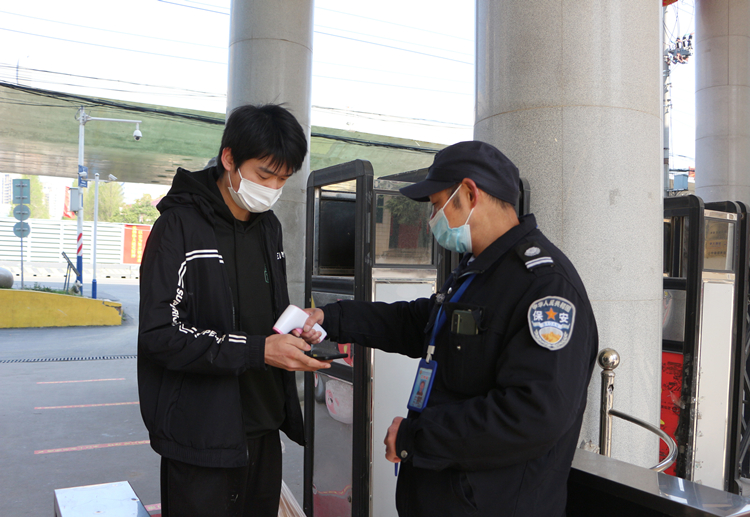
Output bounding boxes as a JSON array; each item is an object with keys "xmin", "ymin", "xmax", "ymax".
[
  {"xmin": 322, "ymin": 214, "xmax": 598, "ymax": 516},
  {"xmin": 137, "ymin": 166, "xmax": 304, "ymax": 469}
]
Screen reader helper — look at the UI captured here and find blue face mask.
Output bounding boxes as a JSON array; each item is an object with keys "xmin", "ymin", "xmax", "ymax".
[{"xmin": 429, "ymin": 185, "xmax": 474, "ymax": 254}]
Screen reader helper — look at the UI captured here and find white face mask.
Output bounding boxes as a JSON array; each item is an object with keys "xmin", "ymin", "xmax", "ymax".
[{"xmin": 227, "ymin": 168, "xmax": 283, "ymax": 213}]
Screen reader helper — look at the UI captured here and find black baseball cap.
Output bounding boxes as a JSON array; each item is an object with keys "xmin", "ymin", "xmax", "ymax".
[{"xmin": 399, "ymin": 141, "xmax": 519, "ymax": 205}]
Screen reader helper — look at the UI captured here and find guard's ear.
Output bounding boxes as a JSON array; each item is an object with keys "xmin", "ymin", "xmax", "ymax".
[{"xmin": 461, "ymin": 178, "xmax": 480, "ymax": 209}]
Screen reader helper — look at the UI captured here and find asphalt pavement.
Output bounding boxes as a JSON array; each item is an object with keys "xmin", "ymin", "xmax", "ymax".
[{"xmin": 0, "ymin": 277, "xmax": 305, "ymax": 516}]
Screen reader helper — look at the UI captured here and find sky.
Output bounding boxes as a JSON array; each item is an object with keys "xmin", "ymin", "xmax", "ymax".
[
  {"xmin": 664, "ymin": 1, "xmax": 697, "ymax": 172},
  {"xmin": 0, "ymin": 0, "xmax": 475, "ymax": 130},
  {"xmin": 0, "ymin": 0, "xmax": 476, "ymax": 204},
  {"xmin": 0, "ymin": 0, "xmax": 696, "ymax": 204}
]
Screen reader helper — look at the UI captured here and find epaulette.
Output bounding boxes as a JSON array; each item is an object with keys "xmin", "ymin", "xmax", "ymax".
[{"xmin": 515, "ymin": 241, "xmax": 554, "ymax": 270}]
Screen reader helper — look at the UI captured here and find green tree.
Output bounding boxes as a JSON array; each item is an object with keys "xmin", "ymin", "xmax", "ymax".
[
  {"xmin": 83, "ymin": 181, "xmax": 124, "ymax": 222},
  {"xmin": 21, "ymin": 175, "xmax": 49, "ymax": 219},
  {"xmin": 114, "ymin": 194, "xmax": 160, "ymax": 225},
  {"xmin": 384, "ymin": 195, "xmax": 428, "ymax": 225}
]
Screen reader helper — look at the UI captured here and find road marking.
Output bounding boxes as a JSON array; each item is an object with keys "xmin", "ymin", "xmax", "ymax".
[
  {"xmin": 37, "ymin": 378, "xmax": 125, "ymax": 384},
  {"xmin": 35, "ymin": 401, "xmax": 139, "ymax": 410},
  {"xmin": 35, "ymin": 440, "xmax": 149, "ymax": 455}
]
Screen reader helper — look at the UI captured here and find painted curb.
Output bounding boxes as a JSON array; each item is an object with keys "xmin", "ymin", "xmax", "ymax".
[{"xmin": 0, "ymin": 289, "xmax": 122, "ymax": 328}]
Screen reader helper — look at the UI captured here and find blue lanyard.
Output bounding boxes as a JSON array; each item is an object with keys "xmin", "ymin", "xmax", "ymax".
[{"xmin": 426, "ymin": 274, "xmax": 476, "ymax": 362}]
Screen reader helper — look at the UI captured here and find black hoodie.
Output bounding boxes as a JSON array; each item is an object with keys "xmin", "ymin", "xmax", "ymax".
[{"xmin": 137, "ymin": 166, "xmax": 304, "ymax": 469}]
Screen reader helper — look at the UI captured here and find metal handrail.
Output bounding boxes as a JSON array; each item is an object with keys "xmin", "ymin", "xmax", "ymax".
[
  {"xmin": 608, "ymin": 408, "xmax": 677, "ymax": 472},
  {"xmin": 598, "ymin": 348, "xmax": 678, "ymax": 473}
]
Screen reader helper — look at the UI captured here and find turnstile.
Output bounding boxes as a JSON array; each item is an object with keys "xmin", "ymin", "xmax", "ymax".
[
  {"xmin": 661, "ymin": 196, "xmax": 750, "ymax": 492},
  {"xmin": 302, "ymin": 160, "xmax": 442, "ymax": 517},
  {"xmin": 301, "ymin": 160, "xmax": 530, "ymax": 516}
]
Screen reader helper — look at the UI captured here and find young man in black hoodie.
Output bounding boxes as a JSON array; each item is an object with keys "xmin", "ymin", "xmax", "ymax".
[{"xmin": 138, "ymin": 104, "xmax": 330, "ymax": 516}]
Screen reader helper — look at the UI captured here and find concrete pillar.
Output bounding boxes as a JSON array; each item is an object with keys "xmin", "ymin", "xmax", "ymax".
[
  {"xmin": 475, "ymin": 1, "xmax": 663, "ymax": 467},
  {"xmin": 228, "ymin": 0, "xmax": 314, "ymax": 306},
  {"xmin": 694, "ymin": 0, "xmax": 750, "ymax": 205}
]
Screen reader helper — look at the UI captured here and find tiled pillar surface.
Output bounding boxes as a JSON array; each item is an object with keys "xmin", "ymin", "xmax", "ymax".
[
  {"xmin": 228, "ymin": 0, "xmax": 314, "ymax": 306},
  {"xmin": 475, "ymin": 1, "xmax": 664, "ymax": 467},
  {"xmin": 695, "ymin": 0, "xmax": 750, "ymax": 205}
]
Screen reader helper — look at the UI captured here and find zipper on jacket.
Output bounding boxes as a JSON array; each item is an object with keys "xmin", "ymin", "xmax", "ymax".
[{"xmin": 233, "ymin": 219, "xmax": 242, "ymax": 331}]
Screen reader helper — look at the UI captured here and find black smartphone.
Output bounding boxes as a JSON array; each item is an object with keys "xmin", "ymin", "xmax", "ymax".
[{"xmin": 304, "ymin": 350, "xmax": 349, "ymax": 360}]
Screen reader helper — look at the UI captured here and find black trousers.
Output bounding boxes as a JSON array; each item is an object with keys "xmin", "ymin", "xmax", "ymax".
[{"xmin": 160, "ymin": 430, "xmax": 283, "ymax": 517}]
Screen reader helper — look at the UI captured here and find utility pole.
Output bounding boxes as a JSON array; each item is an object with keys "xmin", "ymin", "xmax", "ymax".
[
  {"xmin": 663, "ymin": 5, "xmax": 694, "ymax": 197},
  {"xmin": 75, "ymin": 107, "xmax": 142, "ymax": 298}
]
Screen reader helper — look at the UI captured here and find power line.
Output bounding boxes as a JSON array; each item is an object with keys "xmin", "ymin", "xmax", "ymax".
[
  {"xmin": 315, "ymin": 31, "xmax": 472, "ymax": 65},
  {"xmin": 154, "ymin": 1, "xmax": 472, "ymax": 44},
  {"xmin": 312, "ymin": 105, "xmax": 471, "ymax": 129},
  {"xmin": 314, "ymin": 74, "xmax": 472, "ymax": 96},
  {"xmin": 0, "ymin": 27, "xmax": 226, "ymax": 65},
  {"xmin": 0, "ymin": 9, "xmax": 226, "ymax": 50},
  {"xmin": 314, "ymin": 6, "xmax": 473, "ymax": 42},
  {"xmin": 155, "ymin": 1, "xmax": 474, "ymax": 63},
  {"xmin": 2, "ymin": 59, "xmax": 469, "ymax": 101},
  {"xmin": 315, "ymin": 24, "xmax": 472, "ymax": 58},
  {"xmin": 0, "ymin": 64, "xmax": 224, "ymax": 97},
  {"xmin": 315, "ymin": 60, "xmax": 471, "ymax": 86},
  {"xmin": 0, "ymin": 76, "xmax": 221, "ymax": 99},
  {"xmin": 157, "ymin": 0, "xmax": 228, "ymax": 15},
  {"xmin": 0, "ymin": 8, "xmax": 472, "ymax": 69},
  {"xmin": 0, "ymin": 25, "xmax": 470, "ymax": 71}
]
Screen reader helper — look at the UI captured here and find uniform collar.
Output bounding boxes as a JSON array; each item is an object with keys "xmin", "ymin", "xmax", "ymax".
[{"xmin": 455, "ymin": 214, "xmax": 538, "ymax": 278}]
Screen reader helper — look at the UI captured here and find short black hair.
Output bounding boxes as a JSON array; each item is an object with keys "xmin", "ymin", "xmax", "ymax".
[
  {"xmin": 218, "ymin": 104, "xmax": 307, "ymax": 175},
  {"xmin": 450, "ymin": 182, "xmax": 514, "ymax": 211}
]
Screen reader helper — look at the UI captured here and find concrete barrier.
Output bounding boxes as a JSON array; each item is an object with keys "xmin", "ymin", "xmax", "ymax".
[
  {"xmin": 0, "ymin": 267, "xmax": 12, "ymax": 288},
  {"xmin": 0, "ymin": 289, "xmax": 122, "ymax": 328}
]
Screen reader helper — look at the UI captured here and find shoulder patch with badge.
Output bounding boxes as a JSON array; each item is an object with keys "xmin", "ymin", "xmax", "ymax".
[
  {"xmin": 516, "ymin": 241, "xmax": 554, "ymax": 270},
  {"xmin": 528, "ymin": 296, "xmax": 575, "ymax": 350}
]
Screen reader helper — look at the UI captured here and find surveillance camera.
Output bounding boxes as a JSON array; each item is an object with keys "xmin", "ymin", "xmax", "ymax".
[
  {"xmin": 133, "ymin": 129, "xmax": 142, "ymax": 141},
  {"xmin": 108, "ymin": 174, "xmax": 117, "ymax": 182}
]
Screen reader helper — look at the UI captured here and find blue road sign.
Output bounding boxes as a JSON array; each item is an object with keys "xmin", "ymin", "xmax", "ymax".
[
  {"xmin": 13, "ymin": 204, "xmax": 30, "ymax": 221},
  {"xmin": 13, "ymin": 221, "xmax": 31, "ymax": 238},
  {"xmin": 12, "ymin": 179, "xmax": 30, "ymax": 204}
]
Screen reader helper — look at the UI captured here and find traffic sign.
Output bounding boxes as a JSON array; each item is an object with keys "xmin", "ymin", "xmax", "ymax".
[
  {"xmin": 13, "ymin": 221, "xmax": 31, "ymax": 238},
  {"xmin": 13, "ymin": 204, "xmax": 30, "ymax": 221},
  {"xmin": 12, "ymin": 179, "xmax": 30, "ymax": 204}
]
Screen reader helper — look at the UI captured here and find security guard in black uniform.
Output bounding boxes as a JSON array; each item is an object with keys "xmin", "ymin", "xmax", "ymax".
[{"xmin": 301, "ymin": 141, "xmax": 598, "ymax": 517}]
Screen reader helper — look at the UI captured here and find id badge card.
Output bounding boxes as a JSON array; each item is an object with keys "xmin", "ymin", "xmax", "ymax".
[{"xmin": 407, "ymin": 359, "xmax": 437, "ymax": 412}]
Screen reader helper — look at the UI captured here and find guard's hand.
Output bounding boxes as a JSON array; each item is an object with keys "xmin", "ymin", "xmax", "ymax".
[
  {"xmin": 264, "ymin": 333, "xmax": 331, "ymax": 372},
  {"xmin": 384, "ymin": 416, "xmax": 404, "ymax": 463},
  {"xmin": 296, "ymin": 308, "xmax": 325, "ymax": 344},
  {"xmin": 290, "ymin": 326, "xmax": 323, "ymax": 345}
]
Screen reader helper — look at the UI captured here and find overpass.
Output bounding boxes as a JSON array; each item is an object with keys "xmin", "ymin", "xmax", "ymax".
[{"xmin": 0, "ymin": 81, "xmax": 444, "ymax": 186}]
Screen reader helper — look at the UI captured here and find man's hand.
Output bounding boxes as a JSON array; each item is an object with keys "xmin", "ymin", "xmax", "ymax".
[
  {"xmin": 265, "ymin": 333, "xmax": 331, "ymax": 372},
  {"xmin": 296, "ymin": 308, "xmax": 325, "ymax": 344},
  {"xmin": 384, "ymin": 416, "xmax": 404, "ymax": 463}
]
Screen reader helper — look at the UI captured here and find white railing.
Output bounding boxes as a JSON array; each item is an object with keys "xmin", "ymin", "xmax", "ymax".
[{"xmin": 0, "ymin": 217, "xmax": 132, "ymax": 264}]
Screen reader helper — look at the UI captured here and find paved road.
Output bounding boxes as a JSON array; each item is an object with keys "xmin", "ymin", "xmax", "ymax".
[{"xmin": 0, "ymin": 279, "xmax": 305, "ymax": 516}]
